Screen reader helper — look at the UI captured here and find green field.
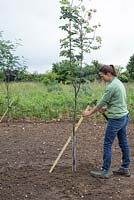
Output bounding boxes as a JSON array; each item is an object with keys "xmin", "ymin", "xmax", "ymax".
[{"xmin": 0, "ymin": 82, "xmax": 134, "ymax": 121}]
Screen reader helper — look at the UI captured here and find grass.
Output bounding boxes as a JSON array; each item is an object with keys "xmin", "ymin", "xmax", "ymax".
[{"xmin": 0, "ymin": 81, "xmax": 134, "ymax": 121}]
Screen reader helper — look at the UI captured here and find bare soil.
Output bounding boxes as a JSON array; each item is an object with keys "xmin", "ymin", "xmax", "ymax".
[{"xmin": 0, "ymin": 120, "xmax": 134, "ymax": 200}]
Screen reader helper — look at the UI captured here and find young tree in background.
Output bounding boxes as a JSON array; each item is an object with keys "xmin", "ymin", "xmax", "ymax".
[
  {"xmin": 59, "ymin": 0, "xmax": 101, "ymax": 172},
  {"xmin": 0, "ymin": 31, "xmax": 26, "ymax": 120}
]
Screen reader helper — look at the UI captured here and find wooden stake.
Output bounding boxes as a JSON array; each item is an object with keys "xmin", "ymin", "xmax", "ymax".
[
  {"xmin": 49, "ymin": 105, "xmax": 89, "ymax": 173},
  {"xmin": 0, "ymin": 100, "xmax": 14, "ymax": 123}
]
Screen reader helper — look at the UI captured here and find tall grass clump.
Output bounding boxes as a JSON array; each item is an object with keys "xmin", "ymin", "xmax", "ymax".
[
  {"xmin": 0, "ymin": 81, "xmax": 134, "ymax": 121},
  {"xmin": 125, "ymin": 83, "xmax": 134, "ymax": 121}
]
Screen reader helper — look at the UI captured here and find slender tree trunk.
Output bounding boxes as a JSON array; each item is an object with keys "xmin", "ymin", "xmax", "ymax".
[
  {"xmin": 72, "ymin": 84, "xmax": 77, "ymax": 172},
  {"xmin": 5, "ymin": 76, "xmax": 10, "ymax": 124},
  {"xmin": 69, "ymin": 18, "xmax": 77, "ymax": 172}
]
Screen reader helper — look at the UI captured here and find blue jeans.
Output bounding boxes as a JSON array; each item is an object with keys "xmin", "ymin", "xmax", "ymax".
[{"xmin": 102, "ymin": 115, "xmax": 130, "ymax": 171}]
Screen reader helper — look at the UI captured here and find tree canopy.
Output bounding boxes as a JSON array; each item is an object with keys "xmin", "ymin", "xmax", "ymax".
[
  {"xmin": 0, "ymin": 32, "xmax": 26, "ymax": 81},
  {"xmin": 126, "ymin": 54, "xmax": 134, "ymax": 80}
]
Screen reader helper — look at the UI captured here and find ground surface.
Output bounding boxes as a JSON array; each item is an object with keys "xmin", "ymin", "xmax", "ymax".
[{"xmin": 0, "ymin": 120, "xmax": 134, "ymax": 200}]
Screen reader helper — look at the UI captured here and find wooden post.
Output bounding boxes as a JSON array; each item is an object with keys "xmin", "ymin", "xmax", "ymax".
[
  {"xmin": 49, "ymin": 105, "xmax": 89, "ymax": 173},
  {"xmin": 0, "ymin": 100, "xmax": 14, "ymax": 123}
]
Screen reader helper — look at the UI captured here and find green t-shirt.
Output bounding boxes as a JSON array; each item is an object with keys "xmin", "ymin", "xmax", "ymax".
[{"xmin": 98, "ymin": 77, "xmax": 128, "ymax": 119}]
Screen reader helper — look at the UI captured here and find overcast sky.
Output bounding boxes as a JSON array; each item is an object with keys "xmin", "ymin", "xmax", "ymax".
[{"xmin": 0, "ymin": 0, "xmax": 134, "ymax": 73}]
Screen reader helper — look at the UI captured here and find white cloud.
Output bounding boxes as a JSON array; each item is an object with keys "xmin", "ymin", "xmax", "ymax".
[{"xmin": 89, "ymin": 0, "xmax": 134, "ymax": 67}]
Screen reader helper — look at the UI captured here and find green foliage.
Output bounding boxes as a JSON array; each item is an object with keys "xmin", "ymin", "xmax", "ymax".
[
  {"xmin": 0, "ymin": 32, "xmax": 26, "ymax": 77},
  {"xmin": 0, "ymin": 82, "xmax": 134, "ymax": 121},
  {"xmin": 42, "ymin": 72, "xmax": 58, "ymax": 85},
  {"xmin": 0, "ymin": 70, "xmax": 4, "ymax": 81},
  {"xmin": 46, "ymin": 84, "xmax": 63, "ymax": 93},
  {"xmin": 126, "ymin": 54, "xmax": 134, "ymax": 80},
  {"xmin": 83, "ymin": 60, "xmax": 102, "ymax": 81},
  {"xmin": 52, "ymin": 59, "xmax": 102, "ymax": 83},
  {"xmin": 0, "ymin": 36, "xmax": 19, "ymax": 70},
  {"xmin": 52, "ymin": 60, "xmax": 71, "ymax": 82},
  {"xmin": 0, "ymin": 31, "xmax": 27, "ymax": 120},
  {"xmin": 115, "ymin": 65, "xmax": 124, "ymax": 76},
  {"xmin": 59, "ymin": 0, "xmax": 101, "ymax": 66},
  {"xmin": 119, "ymin": 74, "xmax": 129, "ymax": 83}
]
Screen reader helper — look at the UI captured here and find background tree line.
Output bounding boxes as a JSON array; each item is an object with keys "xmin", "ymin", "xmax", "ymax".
[
  {"xmin": 0, "ymin": 57, "xmax": 133, "ymax": 84},
  {"xmin": 0, "ymin": 30, "xmax": 134, "ymax": 85}
]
